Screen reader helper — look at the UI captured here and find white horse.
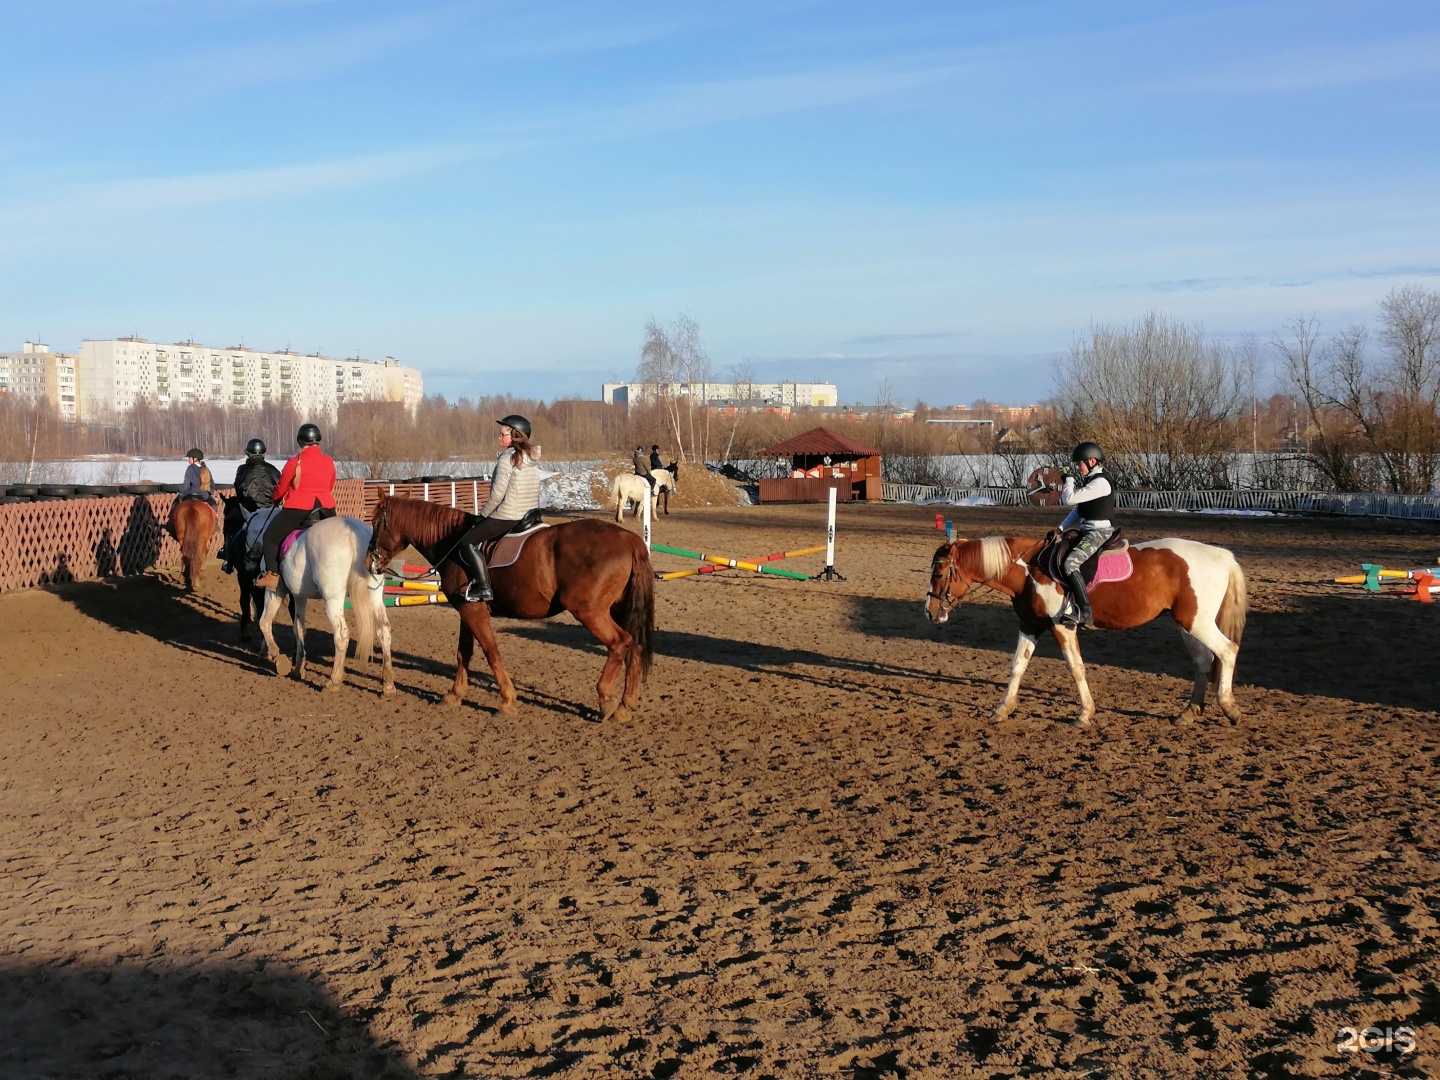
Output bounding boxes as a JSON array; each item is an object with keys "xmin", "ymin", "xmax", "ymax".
[
  {"xmin": 256, "ymin": 516, "xmax": 396, "ymax": 695},
  {"xmin": 609, "ymin": 469, "xmax": 675, "ymax": 521}
]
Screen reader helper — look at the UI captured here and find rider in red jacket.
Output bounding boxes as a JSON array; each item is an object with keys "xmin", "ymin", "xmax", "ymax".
[{"xmin": 256, "ymin": 423, "xmax": 338, "ymax": 589}]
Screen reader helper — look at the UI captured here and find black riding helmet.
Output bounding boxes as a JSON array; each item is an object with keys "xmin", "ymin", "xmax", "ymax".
[
  {"xmin": 185, "ymin": 448, "xmax": 204, "ymax": 460},
  {"xmin": 497, "ymin": 414, "xmax": 532, "ymax": 438},
  {"xmin": 297, "ymin": 423, "xmax": 323, "ymax": 446},
  {"xmin": 1071, "ymin": 441, "xmax": 1104, "ymax": 465},
  {"xmin": 245, "ymin": 437, "xmax": 266, "ymax": 458}
]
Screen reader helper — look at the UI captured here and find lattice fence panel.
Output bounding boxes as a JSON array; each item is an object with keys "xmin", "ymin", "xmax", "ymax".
[{"xmin": 0, "ymin": 492, "xmax": 228, "ymax": 593}]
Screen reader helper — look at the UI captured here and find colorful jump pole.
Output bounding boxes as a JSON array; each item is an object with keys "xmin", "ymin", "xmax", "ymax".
[
  {"xmin": 812, "ymin": 485, "xmax": 844, "ymax": 581},
  {"xmin": 652, "ymin": 543, "xmax": 811, "ymax": 580},
  {"xmin": 658, "ymin": 545, "xmax": 826, "ymax": 581}
]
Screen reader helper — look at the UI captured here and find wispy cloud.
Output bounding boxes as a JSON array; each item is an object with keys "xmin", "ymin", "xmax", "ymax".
[
  {"xmin": 845, "ymin": 329, "xmax": 969, "ymax": 347},
  {"xmin": 1159, "ymin": 33, "xmax": 1440, "ymax": 94}
]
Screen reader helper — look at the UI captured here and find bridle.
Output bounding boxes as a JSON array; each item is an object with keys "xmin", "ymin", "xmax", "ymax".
[
  {"xmin": 365, "ymin": 497, "xmax": 467, "ymax": 580},
  {"xmin": 926, "ymin": 545, "xmax": 965, "ymax": 615}
]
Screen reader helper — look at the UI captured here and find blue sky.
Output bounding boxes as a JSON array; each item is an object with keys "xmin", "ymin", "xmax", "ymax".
[{"xmin": 2, "ymin": 1, "xmax": 1437, "ymax": 406}]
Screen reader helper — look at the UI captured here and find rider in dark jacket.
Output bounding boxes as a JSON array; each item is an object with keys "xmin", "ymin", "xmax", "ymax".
[
  {"xmin": 178, "ymin": 449, "xmax": 216, "ymax": 506},
  {"xmin": 649, "ymin": 445, "xmax": 663, "ymax": 471},
  {"xmin": 221, "ymin": 438, "xmax": 282, "ymax": 573}
]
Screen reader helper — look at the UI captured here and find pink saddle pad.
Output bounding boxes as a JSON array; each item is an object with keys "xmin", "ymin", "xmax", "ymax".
[
  {"xmin": 1090, "ymin": 548, "xmax": 1134, "ymax": 587},
  {"xmin": 278, "ymin": 529, "xmax": 306, "ymax": 561},
  {"xmin": 488, "ymin": 524, "xmax": 549, "ymax": 569}
]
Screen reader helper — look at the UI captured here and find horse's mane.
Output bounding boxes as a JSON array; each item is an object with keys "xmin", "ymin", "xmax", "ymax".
[
  {"xmin": 383, "ymin": 496, "xmax": 472, "ymax": 548},
  {"xmin": 957, "ymin": 536, "xmax": 1013, "ymax": 582}
]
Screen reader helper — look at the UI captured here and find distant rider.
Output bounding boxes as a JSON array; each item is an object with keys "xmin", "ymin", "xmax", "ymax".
[
  {"xmin": 453, "ymin": 415, "xmax": 541, "ymax": 603},
  {"xmin": 256, "ymin": 423, "xmax": 337, "ymax": 590},
  {"xmin": 221, "ymin": 438, "xmax": 281, "ymax": 574},
  {"xmin": 649, "ymin": 444, "xmax": 663, "ymax": 471},
  {"xmin": 1054, "ymin": 441, "xmax": 1116, "ymax": 630},
  {"xmin": 633, "ymin": 445, "xmax": 655, "ymax": 490},
  {"xmin": 177, "ymin": 448, "xmax": 216, "ymax": 508}
]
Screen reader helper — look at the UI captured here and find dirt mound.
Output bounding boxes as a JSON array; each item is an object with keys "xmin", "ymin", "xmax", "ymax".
[{"xmin": 588, "ymin": 458, "xmax": 750, "ymax": 511}]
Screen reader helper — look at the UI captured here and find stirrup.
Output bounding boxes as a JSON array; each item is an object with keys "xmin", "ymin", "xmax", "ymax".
[{"xmin": 458, "ymin": 582, "xmax": 493, "ymax": 604}]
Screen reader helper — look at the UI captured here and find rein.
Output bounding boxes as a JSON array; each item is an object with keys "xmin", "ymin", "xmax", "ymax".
[{"xmin": 368, "ymin": 500, "xmax": 471, "ymax": 580}]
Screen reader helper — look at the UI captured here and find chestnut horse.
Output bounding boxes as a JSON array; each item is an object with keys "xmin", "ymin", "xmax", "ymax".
[
  {"xmin": 366, "ymin": 496, "xmax": 654, "ymax": 719},
  {"xmin": 169, "ymin": 498, "xmax": 217, "ymax": 592},
  {"xmin": 925, "ymin": 535, "xmax": 1246, "ymax": 729}
]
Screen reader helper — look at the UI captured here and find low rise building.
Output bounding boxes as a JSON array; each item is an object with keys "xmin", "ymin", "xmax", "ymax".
[{"xmin": 602, "ymin": 380, "xmax": 838, "ymax": 409}]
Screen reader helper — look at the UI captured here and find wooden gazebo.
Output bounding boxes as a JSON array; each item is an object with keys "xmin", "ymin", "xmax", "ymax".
[{"xmin": 756, "ymin": 427, "xmax": 883, "ymax": 503}]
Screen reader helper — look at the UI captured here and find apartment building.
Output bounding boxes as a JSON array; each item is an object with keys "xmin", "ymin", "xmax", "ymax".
[
  {"xmin": 74, "ymin": 338, "xmax": 423, "ymax": 422},
  {"xmin": 602, "ymin": 380, "xmax": 838, "ymax": 409},
  {"xmin": 0, "ymin": 342, "xmax": 80, "ymax": 422}
]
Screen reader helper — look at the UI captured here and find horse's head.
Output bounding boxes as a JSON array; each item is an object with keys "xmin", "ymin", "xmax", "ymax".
[
  {"xmin": 667, "ymin": 461, "xmax": 679, "ymax": 485},
  {"xmin": 925, "ymin": 541, "xmax": 975, "ymax": 624},
  {"xmin": 366, "ymin": 495, "xmax": 400, "ymax": 576}
]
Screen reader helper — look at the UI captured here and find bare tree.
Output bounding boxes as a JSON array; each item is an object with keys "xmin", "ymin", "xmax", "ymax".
[
  {"xmin": 637, "ymin": 314, "xmax": 709, "ymax": 462},
  {"xmin": 1053, "ymin": 312, "xmax": 1247, "ymax": 489},
  {"xmin": 722, "ymin": 360, "xmax": 755, "ymax": 462}
]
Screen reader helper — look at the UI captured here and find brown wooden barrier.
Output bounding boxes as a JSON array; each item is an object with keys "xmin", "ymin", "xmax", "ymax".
[{"xmin": 361, "ymin": 478, "xmax": 492, "ymax": 519}]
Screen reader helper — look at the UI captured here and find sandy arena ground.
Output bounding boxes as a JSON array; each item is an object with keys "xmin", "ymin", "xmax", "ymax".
[{"xmin": 1, "ymin": 502, "xmax": 1437, "ymax": 1078}]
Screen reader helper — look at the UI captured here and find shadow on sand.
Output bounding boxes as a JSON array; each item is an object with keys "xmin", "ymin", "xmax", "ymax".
[{"xmin": 0, "ymin": 960, "xmax": 415, "ymax": 1079}]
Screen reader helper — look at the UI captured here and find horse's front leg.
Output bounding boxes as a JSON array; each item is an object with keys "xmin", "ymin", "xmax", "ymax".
[
  {"xmin": 376, "ymin": 603, "xmax": 396, "ymax": 697},
  {"xmin": 443, "ymin": 620, "xmax": 476, "ymax": 708},
  {"xmin": 461, "ymin": 605, "xmax": 517, "ymax": 715},
  {"xmin": 1050, "ymin": 624, "xmax": 1096, "ymax": 729},
  {"xmin": 992, "ymin": 631, "xmax": 1037, "ymax": 721}
]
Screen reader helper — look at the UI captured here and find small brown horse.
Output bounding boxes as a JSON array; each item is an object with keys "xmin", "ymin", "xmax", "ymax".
[
  {"xmin": 170, "ymin": 497, "xmax": 217, "ymax": 592},
  {"xmin": 367, "ymin": 496, "xmax": 655, "ymax": 719},
  {"xmin": 925, "ymin": 535, "xmax": 1246, "ymax": 729}
]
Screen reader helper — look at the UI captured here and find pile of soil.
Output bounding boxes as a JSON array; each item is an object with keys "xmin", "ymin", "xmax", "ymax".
[
  {"xmin": 0, "ymin": 502, "xmax": 1436, "ymax": 1078},
  {"xmin": 588, "ymin": 458, "xmax": 750, "ymax": 511}
]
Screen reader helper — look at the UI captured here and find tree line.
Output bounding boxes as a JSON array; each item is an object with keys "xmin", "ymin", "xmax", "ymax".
[{"xmin": 4, "ymin": 284, "xmax": 1437, "ymax": 492}]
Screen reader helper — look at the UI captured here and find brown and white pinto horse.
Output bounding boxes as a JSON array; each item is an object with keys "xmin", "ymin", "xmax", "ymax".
[
  {"xmin": 925, "ymin": 535, "xmax": 1246, "ymax": 729},
  {"xmin": 169, "ymin": 498, "xmax": 217, "ymax": 592},
  {"xmin": 366, "ymin": 496, "xmax": 654, "ymax": 720}
]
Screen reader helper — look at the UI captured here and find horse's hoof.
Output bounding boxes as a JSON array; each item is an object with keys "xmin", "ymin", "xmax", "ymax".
[
  {"xmin": 1075, "ymin": 715, "xmax": 1094, "ymax": 729},
  {"xmin": 272, "ymin": 656, "xmax": 291, "ymax": 677},
  {"xmin": 382, "ymin": 684, "xmax": 397, "ymax": 698},
  {"xmin": 497, "ymin": 700, "xmax": 518, "ymax": 716},
  {"xmin": 990, "ymin": 706, "xmax": 1014, "ymax": 722},
  {"xmin": 442, "ymin": 693, "xmax": 463, "ymax": 709},
  {"xmin": 322, "ymin": 681, "xmax": 343, "ymax": 694},
  {"xmin": 1174, "ymin": 705, "xmax": 1202, "ymax": 725}
]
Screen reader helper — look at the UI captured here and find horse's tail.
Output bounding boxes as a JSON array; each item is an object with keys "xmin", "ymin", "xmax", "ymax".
[
  {"xmin": 606, "ymin": 475, "xmax": 622, "ymax": 508},
  {"xmin": 1214, "ymin": 555, "xmax": 1247, "ymax": 678},
  {"xmin": 623, "ymin": 536, "xmax": 655, "ymax": 679},
  {"xmin": 179, "ymin": 502, "xmax": 209, "ymax": 578},
  {"xmin": 347, "ymin": 542, "xmax": 377, "ymax": 666}
]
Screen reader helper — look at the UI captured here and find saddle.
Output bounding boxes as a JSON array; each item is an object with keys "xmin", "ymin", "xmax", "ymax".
[
  {"xmin": 1037, "ymin": 527, "xmax": 1131, "ymax": 590},
  {"xmin": 480, "ymin": 508, "xmax": 548, "ymax": 569}
]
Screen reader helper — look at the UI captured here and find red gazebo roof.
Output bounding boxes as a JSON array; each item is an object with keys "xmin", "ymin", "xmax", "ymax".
[{"xmin": 757, "ymin": 426, "xmax": 881, "ymax": 458}]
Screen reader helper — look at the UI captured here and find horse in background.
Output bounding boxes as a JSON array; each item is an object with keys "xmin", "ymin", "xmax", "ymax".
[
  {"xmin": 925, "ymin": 534, "xmax": 1246, "ymax": 730},
  {"xmin": 367, "ymin": 495, "xmax": 654, "ymax": 720},
  {"xmin": 256, "ymin": 516, "xmax": 395, "ymax": 696},
  {"xmin": 169, "ymin": 497, "xmax": 217, "ymax": 592},
  {"xmin": 609, "ymin": 468, "xmax": 676, "ymax": 521}
]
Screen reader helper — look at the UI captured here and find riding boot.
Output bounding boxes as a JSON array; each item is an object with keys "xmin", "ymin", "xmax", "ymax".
[
  {"xmin": 1065, "ymin": 568, "xmax": 1094, "ymax": 629},
  {"xmin": 454, "ymin": 541, "xmax": 494, "ymax": 603}
]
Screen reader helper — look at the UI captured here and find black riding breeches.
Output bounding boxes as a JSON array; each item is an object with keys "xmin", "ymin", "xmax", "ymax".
[
  {"xmin": 459, "ymin": 515, "xmax": 521, "ymax": 550},
  {"xmin": 262, "ymin": 506, "xmax": 335, "ymax": 573}
]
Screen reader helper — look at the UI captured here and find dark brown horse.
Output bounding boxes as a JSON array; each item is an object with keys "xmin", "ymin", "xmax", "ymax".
[
  {"xmin": 169, "ymin": 498, "xmax": 217, "ymax": 592},
  {"xmin": 925, "ymin": 535, "xmax": 1246, "ymax": 729},
  {"xmin": 367, "ymin": 496, "xmax": 655, "ymax": 719}
]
